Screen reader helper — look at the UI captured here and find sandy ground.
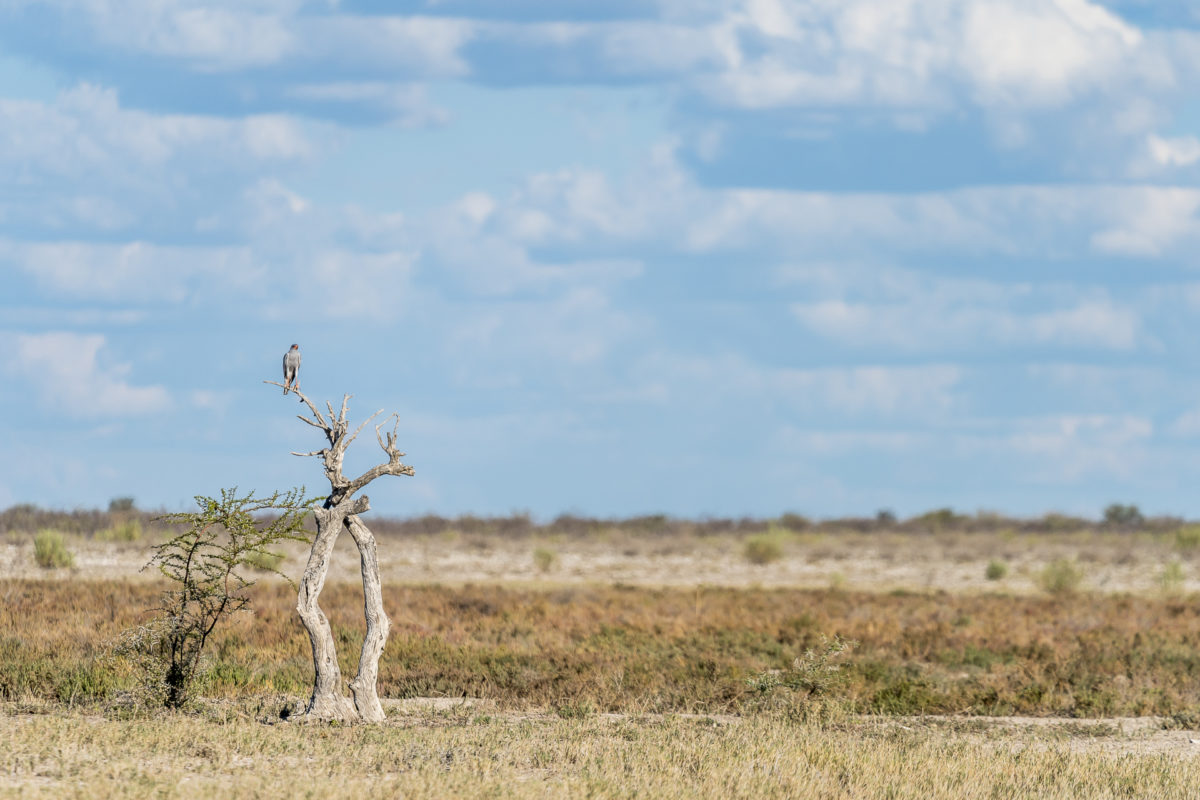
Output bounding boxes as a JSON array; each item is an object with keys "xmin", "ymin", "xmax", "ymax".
[{"xmin": 3, "ymin": 530, "xmax": 1195, "ymax": 594}]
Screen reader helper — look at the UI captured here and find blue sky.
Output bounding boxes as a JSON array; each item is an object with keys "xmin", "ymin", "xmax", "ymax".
[{"xmin": 3, "ymin": 0, "xmax": 1200, "ymax": 520}]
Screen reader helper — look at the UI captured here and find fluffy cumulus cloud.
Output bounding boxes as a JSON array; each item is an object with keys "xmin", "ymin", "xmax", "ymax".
[
  {"xmin": 3, "ymin": 332, "xmax": 170, "ymax": 418},
  {"xmin": 5, "ymin": 0, "xmax": 1200, "ymax": 516}
]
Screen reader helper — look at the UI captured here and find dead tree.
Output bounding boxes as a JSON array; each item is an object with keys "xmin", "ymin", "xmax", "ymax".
[{"xmin": 266, "ymin": 380, "xmax": 414, "ymax": 722}]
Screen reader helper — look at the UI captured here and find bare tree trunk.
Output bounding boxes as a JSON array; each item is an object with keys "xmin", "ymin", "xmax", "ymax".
[
  {"xmin": 295, "ymin": 502, "xmax": 366, "ymax": 722},
  {"xmin": 346, "ymin": 514, "xmax": 389, "ymax": 723},
  {"xmin": 268, "ymin": 381, "xmax": 413, "ymax": 724}
]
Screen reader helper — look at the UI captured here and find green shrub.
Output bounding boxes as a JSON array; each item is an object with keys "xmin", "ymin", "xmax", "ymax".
[
  {"xmin": 744, "ymin": 531, "xmax": 785, "ymax": 565},
  {"xmin": 33, "ymin": 529, "xmax": 74, "ymax": 569},
  {"xmin": 985, "ymin": 560, "xmax": 1008, "ymax": 581},
  {"xmin": 1175, "ymin": 526, "xmax": 1200, "ymax": 552},
  {"xmin": 97, "ymin": 520, "xmax": 142, "ymax": 542},
  {"xmin": 111, "ymin": 487, "xmax": 314, "ymax": 708},
  {"xmin": 777, "ymin": 512, "xmax": 810, "ymax": 530},
  {"xmin": 912, "ymin": 507, "xmax": 965, "ymax": 530},
  {"xmin": 1103, "ymin": 503, "xmax": 1144, "ymax": 530},
  {"xmin": 1037, "ymin": 559, "xmax": 1084, "ymax": 595},
  {"xmin": 1160, "ymin": 560, "xmax": 1185, "ymax": 594},
  {"xmin": 533, "ymin": 546, "xmax": 556, "ymax": 573},
  {"xmin": 108, "ymin": 497, "xmax": 136, "ymax": 512},
  {"xmin": 747, "ymin": 634, "xmax": 857, "ymax": 723}
]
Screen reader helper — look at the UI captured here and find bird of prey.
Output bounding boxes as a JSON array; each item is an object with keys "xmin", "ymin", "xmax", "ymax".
[{"xmin": 283, "ymin": 344, "xmax": 301, "ymax": 394}]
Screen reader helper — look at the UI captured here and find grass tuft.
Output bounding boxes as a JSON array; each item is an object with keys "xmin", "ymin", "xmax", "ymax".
[
  {"xmin": 33, "ymin": 529, "xmax": 74, "ymax": 569},
  {"xmin": 96, "ymin": 520, "xmax": 143, "ymax": 543},
  {"xmin": 1175, "ymin": 526, "xmax": 1200, "ymax": 552},
  {"xmin": 1159, "ymin": 559, "xmax": 1185, "ymax": 594},
  {"xmin": 532, "ymin": 546, "xmax": 557, "ymax": 573},
  {"xmin": 744, "ymin": 528, "xmax": 787, "ymax": 565},
  {"xmin": 1037, "ymin": 558, "xmax": 1084, "ymax": 595},
  {"xmin": 984, "ymin": 560, "xmax": 1008, "ymax": 581}
]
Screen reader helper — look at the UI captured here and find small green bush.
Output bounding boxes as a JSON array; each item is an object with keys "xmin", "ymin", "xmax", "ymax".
[
  {"xmin": 744, "ymin": 531, "xmax": 785, "ymax": 565},
  {"xmin": 533, "ymin": 546, "xmax": 556, "ymax": 573},
  {"xmin": 747, "ymin": 634, "xmax": 857, "ymax": 724},
  {"xmin": 1160, "ymin": 560, "xmax": 1185, "ymax": 594},
  {"xmin": 33, "ymin": 529, "xmax": 74, "ymax": 569},
  {"xmin": 1175, "ymin": 526, "xmax": 1200, "ymax": 552},
  {"xmin": 777, "ymin": 512, "xmax": 810, "ymax": 530},
  {"xmin": 108, "ymin": 497, "xmax": 136, "ymax": 512},
  {"xmin": 985, "ymin": 560, "xmax": 1008, "ymax": 581},
  {"xmin": 97, "ymin": 520, "xmax": 142, "ymax": 542},
  {"xmin": 1103, "ymin": 503, "xmax": 1144, "ymax": 530},
  {"xmin": 1037, "ymin": 559, "xmax": 1083, "ymax": 595}
]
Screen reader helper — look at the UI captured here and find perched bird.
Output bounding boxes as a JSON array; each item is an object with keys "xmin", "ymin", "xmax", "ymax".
[{"xmin": 283, "ymin": 344, "xmax": 301, "ymax": 394}]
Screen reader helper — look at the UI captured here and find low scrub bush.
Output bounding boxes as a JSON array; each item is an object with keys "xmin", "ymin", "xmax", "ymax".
[
  {"xmin": 984, "ymin": 560, "xmax": 1008, "ymax": 581},
  {"xmin": 1037, "ymin": 559, "xmax": 1084, "ymax": 595},
  {"xmin": 33, "ymin": 529, "xmax": 74, "ymax": 569},
  {"xmin": 1175, "ymin": 526, "xmax": 1200, "ymax": 552},
  {"xmin": 1160, "ymin": 560, "xmax": 1185, "ymax": 594},
  {"xmin": 744, "ymin": 529, "xmax": 786, "ymax": 565},
  {"xmin": 747, "ymin": 634, "xmax": 857, "ymax": 723},
  {"xmin": 97, "ymin": 520, "xmax": 142, "ymax": 543},
  {"xmin": 532, "ymin": 547, "xmax": 556, "ymax": 573}
]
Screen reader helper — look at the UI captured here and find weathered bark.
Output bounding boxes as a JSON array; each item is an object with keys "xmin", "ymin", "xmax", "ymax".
[
  {"xmin": 267, "ymin": 380, "xmax": 413, "ymax": 723},
  {"xmin": 346, "ymin": 514, "xmax": 389, "ymax": 722}
]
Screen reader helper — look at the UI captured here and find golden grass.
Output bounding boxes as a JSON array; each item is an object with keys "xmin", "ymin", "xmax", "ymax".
[{"xmin": 2, "ymin": 705, "xmax": 1198, "ymax": 799}]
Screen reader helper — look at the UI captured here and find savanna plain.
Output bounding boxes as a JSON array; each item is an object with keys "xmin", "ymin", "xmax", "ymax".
[{"xmin": 5, "ymin": 505, "xmax": 1200, "ymax": 798}]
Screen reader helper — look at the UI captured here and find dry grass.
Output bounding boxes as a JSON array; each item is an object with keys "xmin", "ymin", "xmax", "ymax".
[
  {"xmin": 2, "ymin": 704, "xmax": 1199, "ymax": 799},
  {"xmin": 6, "ymin": 578, "xmax": 1200, "ymax": 718}
]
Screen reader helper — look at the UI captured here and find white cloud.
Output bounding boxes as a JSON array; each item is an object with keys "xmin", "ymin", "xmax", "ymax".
[
  {"xmin": 284, "ymin": 82, "xmax": 450, "ymax": 127},
  {"xmin": 792, "ymin": 297, "xmax": 1140, "ymax": 352},
  {"xmin": 782, "ymin": 259, "xmax": 1144, "ymax": 352},
  {"xmin": 1, "ymin": 240, "xmax": 263, "ymax": 303},
  {"xmin": 1146, "ymin": 133, "xmax": 1200, "ymax": 168},
  {"xmin": 1089, "ymin": 187, "xmax": 1200, "ymax": 257},
  {"xmin": 637, "ymin": 352, "xmax": 963, "ymax": 418},
  {"xmin": 960, "ymin": 0, "xmax": 1142, "ymax": 107},
  {"xmin": 0, "ymin": 84, "xmax": 314, "ymax": 170},
  {"xmin": 4, "ymin": 332, "xmax": 170, "ymax": 418},
  {"xmin": 1, "ymin": 235, "xmax": 414, "ymax": 321}
]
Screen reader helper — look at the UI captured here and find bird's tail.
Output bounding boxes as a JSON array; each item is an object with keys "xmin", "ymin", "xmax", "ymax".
[{"xmin": 283, "ymin": 385, "xmax": 290, "ymax": 395}]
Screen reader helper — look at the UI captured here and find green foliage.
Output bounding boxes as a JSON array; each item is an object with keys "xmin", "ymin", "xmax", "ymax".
[
  {"xmin": 532, "ymin": 546, "xmax": 557, "ymax": 573},
  {"xmin": 984, "ymin": 559, "xmax": 1008, "ymax": 581},
  {"xmin": 744, "ymin": 528, "xmax": 787, "ymax": 565},
  {"xmin": 777, "ymin": 512, "xmax": 810, "ymax": 530},
  {"xmin": 1175, "ymin": 526, "xmax": 1200, "ymax": 552},
  {"xmin": 1159, "ymin": 560, "xmax": 1185, "ymax": 594},
  {"xmin": 244, "ymin": 551, "xmax": 285, "ymax": 573},
  {"xmin": 747, "ymin": 635, "xmax": 857, "ymax": 722},
  {"xmin": 1103, "ymin": 503, "xmax": 1144, "ymax": 530},
  {"xmin": 97, "ymin": 520, "xmax": 142, "ymax": 543},
  {"xmin": 1037, "ymin": 559, "xmax": 1084, "ymax": 595},
  {"xmin": 33, "ymin": 529, "xmax": 73, "ymax": 569},
  {"xmin": 108, "ymin": 497, "xmax": 136, "ymax": 513},
  {"xmin": 748, "ymin": 634, "xmax": 857, "ymax": 696},
  {"xmin": 911, "ymin": 508, "xmax": 965, "ymax": 530},
  {"xmin": 111, "ymin": 488, "xmax": 315, "ymax": 708}
]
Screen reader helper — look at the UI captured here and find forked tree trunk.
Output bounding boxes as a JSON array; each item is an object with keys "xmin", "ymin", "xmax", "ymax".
[
  {"xmin": 345, "ymin": 514, "xmax": 390, "ymax": 722},
  {"xmin": 270, "ymin": 382, "xmax": 413, "ymax": 723}
]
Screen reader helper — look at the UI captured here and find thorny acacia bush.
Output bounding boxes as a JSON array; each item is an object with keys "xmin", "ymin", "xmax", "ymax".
[
  {"xmin": 747, "ymin": 634, "xmax": 858, "ymax": 723},
  {"xmin": 109, "ymin": 488, "xmax": 315, "ymax": 708},
  {"xmin": 9, "ymin": 581, "xmax": 1200, "ymax": 718}
]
